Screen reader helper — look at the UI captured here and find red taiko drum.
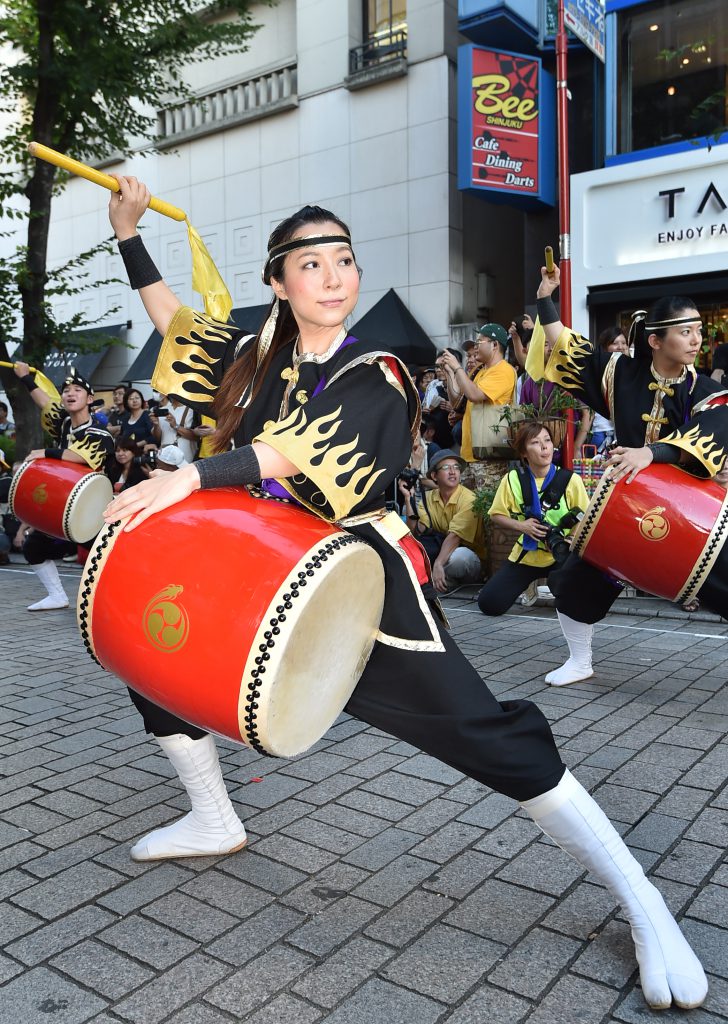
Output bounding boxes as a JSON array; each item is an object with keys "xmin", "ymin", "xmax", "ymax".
[
  {"xmin": 9, "ymin": 457, "xmax": 113, "ymax": 544},
  {"xmin": 77, "ymin": 489, "xmax": 385, "ymax": 758},
  {"xmin": 571, "ymin": 464, "xmax": 728, "ymax": 603}
]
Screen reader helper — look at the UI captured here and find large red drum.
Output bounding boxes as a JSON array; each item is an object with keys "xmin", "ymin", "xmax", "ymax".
[
  {"xmin": 571, "ymin": 464, "xmax": 728, "ymax": 603},
  {"xmin": 9, "ymin": 457, "xmax": 112, "ymax": 544},
  {"xmin": 77, "ymin": 489, "xmax": 385, "ymax": 758}
]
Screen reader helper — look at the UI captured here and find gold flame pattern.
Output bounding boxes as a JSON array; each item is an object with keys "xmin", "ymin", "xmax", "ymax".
[
  {"xmin": 256, "ymin": 405, "xmax": 387, "ymax": 522},
  {"xmin": 544, "ymin": 328, "xmax": 594, "ymax": 392},
  {"xmin": 41, "ymin": 401, "xmax": 65, "ymax": 440},
  {"xmin": 660, "ymin": 424, "xmax": 727, "ymax": 477},
  {"xmin": 41, "ymin": 401, "xmax": 111, "ymax": 470},
  {"xmin": 152, "ymin": 306, "xmax": 237, "ymax": 407}
]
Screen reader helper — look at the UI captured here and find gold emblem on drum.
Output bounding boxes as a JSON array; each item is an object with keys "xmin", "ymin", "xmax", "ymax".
[
  {"xmin": 143, "ymin": 585, "xmax": 190, "ymax": 653},
  {"xmin": 639, "ymin": 506, "xmax": 670, "ymax": 542},
  {"xmin": 32, "ymin": 483, "xmax": 48, "ymax": 505}
]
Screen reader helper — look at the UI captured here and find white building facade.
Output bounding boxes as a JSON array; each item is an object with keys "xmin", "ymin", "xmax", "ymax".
[{"xmin": 32, "ymin": 0, "xmax": 467, "ymax": 384}]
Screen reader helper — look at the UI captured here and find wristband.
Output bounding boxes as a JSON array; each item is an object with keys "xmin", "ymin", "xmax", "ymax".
[
  {"xmin": 195, "ymin": 443, "xmax": 261, "ymax": 490},
  {"xmin": 44, "ymin": 448, "xmax": 62, "ymax": 460},
  {"xmin": 647, "ymin": 442, "xmax": 680, "ymax": 465},
  {"xmin": 19, "ymin": 374, "xmax": 38, "ymax": 393},
  {"xmin": 536, "ymin": 295, "xmax": 559, "ymax": 326},
  {"xmin": 117, "ymin": 234, "xmax": 162, "ymax": 290}
]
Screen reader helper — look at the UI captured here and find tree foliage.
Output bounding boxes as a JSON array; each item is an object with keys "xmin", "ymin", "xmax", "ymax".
[{"xmin": 0, "ymin": 0, "xmax": 262, "ymax": 455}]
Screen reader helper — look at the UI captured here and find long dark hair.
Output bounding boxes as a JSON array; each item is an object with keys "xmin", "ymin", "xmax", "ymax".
[
  {"xmin": 212, "ymin": 205, "xmax": 354, "ymax": 453},
  {"xmin": 629, "ymin": 295, "xmax": 698, "ymax": 360}
]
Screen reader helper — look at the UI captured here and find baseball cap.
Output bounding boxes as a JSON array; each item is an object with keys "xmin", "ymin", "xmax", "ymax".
[
  {"xmin": 157, "ymin": 445, "xmax": 189, "ymax": 469},
  {"xmin": 477, "ymin": 323, "xmax": 509, "ymax": 348}
]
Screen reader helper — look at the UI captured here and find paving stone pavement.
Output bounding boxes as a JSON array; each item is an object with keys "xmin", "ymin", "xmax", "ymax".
[{"xmin": 1, "ymin": 562, "xmax": 726, "ymax": 1024}]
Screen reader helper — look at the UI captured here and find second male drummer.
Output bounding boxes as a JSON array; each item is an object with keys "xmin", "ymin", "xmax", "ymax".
[{"xmin": 13, "ymin": 363, "xmax": 114, "ymax": 610}]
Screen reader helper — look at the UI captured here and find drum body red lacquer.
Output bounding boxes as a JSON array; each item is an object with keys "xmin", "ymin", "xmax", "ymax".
[
  {"xmin": 571, "ymin": 464, "xmax": 728, "ymax": 603},
  {"xmin": 9, "ymin": 457, "xmax": 112, "ymax": 543},
  {"xmin": 77, "ymin": 488, "xmax": 385, "ymax": 758}
]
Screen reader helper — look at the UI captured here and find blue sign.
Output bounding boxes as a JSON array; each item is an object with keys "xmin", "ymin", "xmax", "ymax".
[{"xmin": 564, "ymin": 0, "xmax": 605, "ymax": 61}]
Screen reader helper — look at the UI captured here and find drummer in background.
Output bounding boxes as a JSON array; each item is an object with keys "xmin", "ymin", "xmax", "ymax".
[
  {"xmin": 12, "ymin": 363, "xmax": 114, "ymax": 610},
  {"xmin": 532, "ymin": 265, "xmax": 728, "ymax": 687},
  {"xmin": 98, "ymin": 178, "xmax": 708, "ymax": 1013}
]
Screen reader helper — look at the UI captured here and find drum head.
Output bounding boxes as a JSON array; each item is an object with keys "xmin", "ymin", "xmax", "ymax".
[
  {"xmin": 65, "ymin": 473, "xmax": 113, "ymax": 543},
  {"xmin": 241, "ymin": 538, "xmax": 385, "ymax": 758}
]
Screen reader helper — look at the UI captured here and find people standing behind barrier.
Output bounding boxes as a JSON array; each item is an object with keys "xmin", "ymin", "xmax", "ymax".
[
  {"xmin": 477, "ymin": 422, "xmax": 589, "ymax": 615},
  {"xmin": 422, "ymin": 353, "xmax": 455, "ymax": 448},
  {"xmin": 399, "ymin": 449, "xmax": 486, "ymax": 592},
  {"xmin": 105, "ymin": 385, "xmax": 128, "ymax": 437},
  {"xmin": 440, "ymin": 323, "xmax": 517, "ymax": 463},
  {"xmin": 118, "ymin": 388, "xmax": 159, "ymax": 450},
  {"xmin": 588, "ymin": 327, "xmax": 631, "ymax": 453}
]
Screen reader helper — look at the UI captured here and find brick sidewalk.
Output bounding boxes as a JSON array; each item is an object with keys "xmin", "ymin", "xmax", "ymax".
[{"xmin": 1, "ymin": 563, "xmax": 726, "ymax": 1023}]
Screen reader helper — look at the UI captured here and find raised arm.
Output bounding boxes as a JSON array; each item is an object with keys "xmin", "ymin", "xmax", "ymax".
[
  {"xmin": 535, "ymin": 264, "xmax": 565, "ymax": 348},
  {"xmin": 13, "ymin": 361, "xmax": 51, "ymax": 409},
  {"xmin": 108, "ymin": 175, "xmax": 181, "ymax": 338}
]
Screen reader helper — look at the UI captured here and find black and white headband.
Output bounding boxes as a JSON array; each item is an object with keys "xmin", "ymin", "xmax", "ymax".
[
  {"xmin": 262, "ymin": 233, "xmax": 354, "ymax": 284},
  {"xmin": 644, "ymin": 315, "xmax": 702, "ymax": 330}
]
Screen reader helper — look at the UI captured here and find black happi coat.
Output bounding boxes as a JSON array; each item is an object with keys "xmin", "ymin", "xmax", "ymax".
[
  {"xmin": 42, "ymin": 401, "xmax": 115, "ymax": 473},
  {"xmin": 152, "ymin": 306, "xmax": 445, "ymax": 652},
  {"xmin": 543, "ymin": 328, "xmax": 728, "ymax": 476}
]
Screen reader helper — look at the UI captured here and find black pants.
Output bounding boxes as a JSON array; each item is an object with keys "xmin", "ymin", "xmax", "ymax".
[
  {"xmin": 129, "ymin": 614, "xmax": 565, "ymax": 803},
  {"xmin": 23, "ymin": 530, "xmax": 76, "ymax": 565},
  {"xmin": 478, "ymin": 559, "xmax": 554, "ymax": 616},
  {"xmin": 550, "ymin": 550, "xmax": 727, "ymax": 623}
]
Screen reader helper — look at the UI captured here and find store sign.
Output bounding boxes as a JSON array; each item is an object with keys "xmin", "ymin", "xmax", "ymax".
[
  {"xmin": 579, "ymin": 158, "xmax": 728, "ymax": 271},
  {"xmin": 457, "ymin": 45, "xmax": 555, "ymax": 207},
  {"xmin": 564, "ymin": 0, "xmax": 605, "ymax": 62}
]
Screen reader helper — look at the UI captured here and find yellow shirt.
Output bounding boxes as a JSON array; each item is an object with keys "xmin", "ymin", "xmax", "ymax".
[
  {"xmin": 417, "ymin": 483, "xmax": 487, "ymax": 562},
  {"xmin": 460, "ymin": 360, "xmax": 517, "ymax": 462},
  {"xmin": 489, "ymin": 470, "xmax": 589, "ymax": 567}
]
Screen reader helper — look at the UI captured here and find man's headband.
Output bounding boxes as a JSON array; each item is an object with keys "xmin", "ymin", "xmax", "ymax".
[
  {"xmin": 62, "ymin": 366, "xmax": 94, "ymax": 396},
  {"xmin": 262, "ymin": 233, "xmax": 354, "ymax": 284}
]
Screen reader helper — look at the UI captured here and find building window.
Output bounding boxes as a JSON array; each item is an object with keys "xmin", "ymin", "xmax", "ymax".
[
  {"xmin": 350, "ymin": 1, "xmax": 407, "ymax": 74},
  {"xmin": 617, "ymin": 0, "xmax": 728, "ymax": 154}
]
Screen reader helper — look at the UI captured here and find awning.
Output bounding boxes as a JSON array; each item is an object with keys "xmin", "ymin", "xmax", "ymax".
[
  {"xmin": 14, "ymin": 324, "xmax": 127, "ymax": 387},
  {"xmin": 350, "ymin": 289, "xmax": 437, "ymax": 365},
  {"xmin": 126, "ymin": 304, "xmax": 272, "ymax": 381}
]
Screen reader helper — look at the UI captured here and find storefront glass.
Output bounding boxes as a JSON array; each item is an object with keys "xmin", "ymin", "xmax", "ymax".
[{"xmin": 617, "ymin": 0, "xmax": 728, "ymax": 154}]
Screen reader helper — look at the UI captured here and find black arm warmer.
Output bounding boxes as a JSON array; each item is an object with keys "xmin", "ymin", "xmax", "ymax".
[
  {"xmin": 536, "ymin": 295, "xmax": 560, "ymax": 326},
  {"xmin": 195, "ymin": 444, "xmax": 262, "ymax": 490},
  {"xmin": 117, "ymin": 234, "xmax": 162, "ymax": 290},
  {"xmin": 44, "ymin": 448, "xmax": 62, "ymax": 460},
  {"xmin": 19, "ymin": 374, "xmax": 38, "ymax": 393},
  {"xmin": 648, "ymin": 442, "xmax": 681, "ymax": 465}
]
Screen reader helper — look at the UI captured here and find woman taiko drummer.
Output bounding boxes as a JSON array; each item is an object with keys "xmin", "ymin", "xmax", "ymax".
[{"xmin": 104, "ymin": 176, "xmax": 706, "ymax": 1011}]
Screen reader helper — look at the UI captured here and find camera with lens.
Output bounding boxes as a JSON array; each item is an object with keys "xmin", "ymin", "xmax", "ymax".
[
  {"xmin": 132, "ymin": 450, "xmax": 158, "ymax": 469},
  {"xmin": 398, "ymin": 467, "xmax": 420, "ymax": 491},
  {"xmin": 542, "ymin": 508, "xmax": 583, "ymax": 566}
]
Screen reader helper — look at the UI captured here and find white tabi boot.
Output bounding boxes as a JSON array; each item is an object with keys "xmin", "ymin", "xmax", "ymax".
[
  {"xmin": 545, "ymin": 611, "xmax": 594, "ymax": 685},
  {"xmin": 521, "ymin": 769, "xmax": 707, "ymax": 1010},
  {"xmin": 27, "ymin": 560, "xmax": 70, "ymax": 611},
  {"xmin": 130, "ymin": 733, "xmax": 248, "ymax": 861}
]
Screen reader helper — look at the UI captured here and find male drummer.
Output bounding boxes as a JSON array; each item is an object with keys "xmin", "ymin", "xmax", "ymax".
[{"xmin": 13, "ymin": 362, "xmax": 114, "ymax": 610}]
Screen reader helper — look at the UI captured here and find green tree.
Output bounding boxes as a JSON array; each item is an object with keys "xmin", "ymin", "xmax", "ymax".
[{"xmin": 0, "ymin": 0, "xmax": 262, "ymax": 457}]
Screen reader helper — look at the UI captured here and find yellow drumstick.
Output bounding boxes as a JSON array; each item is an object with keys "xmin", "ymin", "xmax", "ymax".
[
  {"xmin": 28, "ymin": 142, "xmax": 186, "ymax": 222},
  {"xmin": 545, "ymin": 245, "xmax": 555, "ymax": 276}
]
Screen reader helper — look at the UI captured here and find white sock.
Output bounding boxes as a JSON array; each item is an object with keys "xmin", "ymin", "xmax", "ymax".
[
  {"xmin": 28, "ymin": 560, "xmax": 69, "ymax": 611},
  {"xmin": 545, "ymin": 611, "xmax": 593, "ymax": 685},
  {"xmin": 521, "ymin": 770, "xmax": 707, "ymax": 1009},
  {"xmin": 130, "ymin": 733, "xmax": 247, "ymax": 861}
]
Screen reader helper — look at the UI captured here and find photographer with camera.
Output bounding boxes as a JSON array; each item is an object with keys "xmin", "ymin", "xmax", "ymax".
[
  {"xmin": 399, "ymin": 449, "xmax": 486, "ymax": 593},
  {"xmin": 477, "ymin": 422, "xmax": 588, "ymax": 619}
]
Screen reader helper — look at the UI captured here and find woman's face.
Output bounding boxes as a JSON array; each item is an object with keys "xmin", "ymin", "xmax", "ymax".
[
  {"xmin": 115, "ymin": 447, "xmax": 133, "ymax": 465},
  {"xmin": 649, "ymin": 312, "xmax": 702, "ymax": 366},
  {"xmin": 524, "ymin": 428, "xmax": 554, "ymax": 467},
  {"xmin": 421, "ymin": 371, "xmax": 434, "ymax": 388},
  {"xmin": 127, "ymin": 390, "xmax": 143, "ymax": 411},
  {"xmin": 271, "ymin": 220, "xmax": 360, "ymax": 332},
  {"xmin": 465, "ymin": 350, "xmax": 478, "ymax": 372},
  {"xmin": 607, "ymin": 333, "xmax": 629, "ymax": 355}
]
